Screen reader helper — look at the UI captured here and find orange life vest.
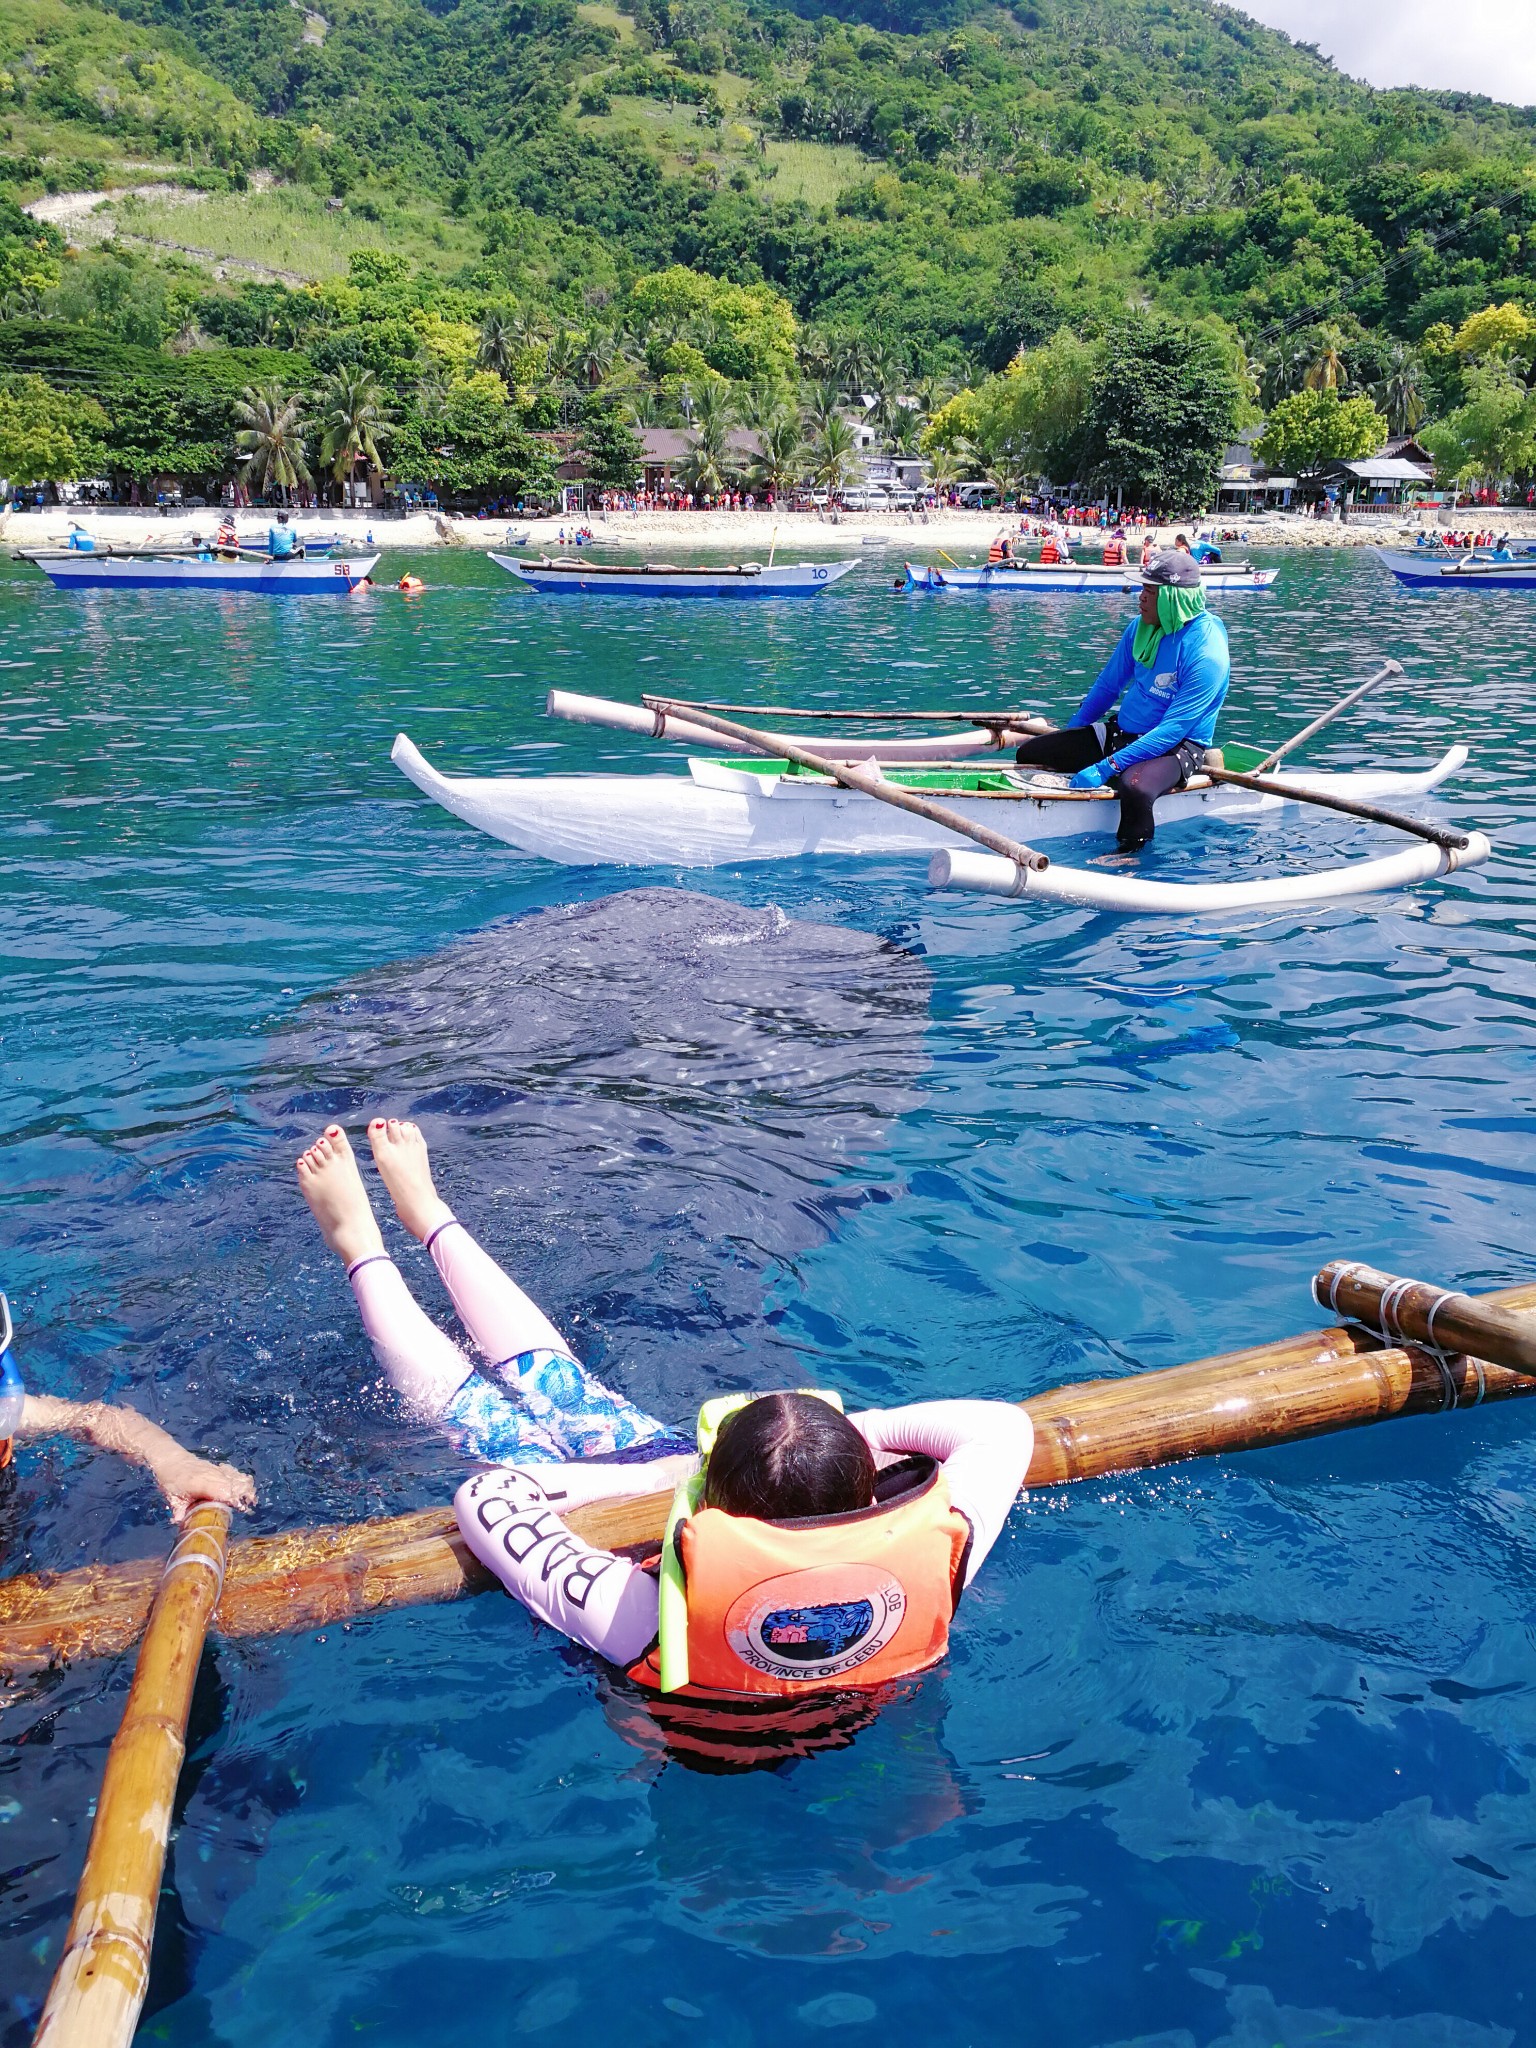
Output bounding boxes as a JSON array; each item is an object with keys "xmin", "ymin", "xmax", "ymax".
[
  {"xmin": 1102, "ymin": 540, "xmax": 1125, "ymax": 566},
  {"xmin": 1039, "ymin": 539, "xmax": 1062, "ymax": 564},
  {"xmin": 625, "ymin": 1456, "xmax": 971, "ymax": 1700},
  {"xmin": 988, "ymin": 538, "xmax": 1008, "ymax": 563},
  {"xmin": 0, "ymin": 1438, "xmax": 11, "ymax": 1470}
]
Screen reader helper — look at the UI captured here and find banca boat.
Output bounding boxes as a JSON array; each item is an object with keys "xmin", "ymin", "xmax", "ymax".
[
  {"xmin": 1374, "ymin": 548, "xmax": 1536, "ymax": 591},
  {"xmin": 389, "ymin": 672, "xmax": 1486, "ymax": 913},
  {"xmin": 15, "ymin": 548, "xmax": 379, "ymax": 593},
  {"xmin": 904, "ymin": 558, "xmax": 1278, "ymax": 593},
  {"xmin": 490, "ymin": 551, "xmax": 858, "ymax": 597}
]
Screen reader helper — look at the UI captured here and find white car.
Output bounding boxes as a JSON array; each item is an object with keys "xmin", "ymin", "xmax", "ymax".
[{"xmin": 842, "ymin": 486, "xmax": 893, "ymax": 511}]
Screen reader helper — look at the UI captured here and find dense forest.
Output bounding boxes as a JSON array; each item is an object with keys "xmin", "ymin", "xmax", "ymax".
[{"xmin": 4, "ymin": 0, "xmax": 1536, "ymax": 505}]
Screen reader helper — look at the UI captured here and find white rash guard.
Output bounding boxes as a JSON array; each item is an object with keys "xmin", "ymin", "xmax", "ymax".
[{"xmin": 453, "ymin": 1399, "xmax": 1035, "ymax": 1670}]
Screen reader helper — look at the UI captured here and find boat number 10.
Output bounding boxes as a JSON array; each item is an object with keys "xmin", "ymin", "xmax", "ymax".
[{"xmin": 813, "ymin": 567, "xmax": 828, "ymax": 580}]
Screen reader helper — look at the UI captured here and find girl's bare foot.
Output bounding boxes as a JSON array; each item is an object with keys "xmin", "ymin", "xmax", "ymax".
[
  {"xmin": 296, "ymin": 1126, "xmax": 385, "ymax": 1266},
  {"xmin": 368, "ymin": 1118, "xmax": 454, "ymax": 1242}
]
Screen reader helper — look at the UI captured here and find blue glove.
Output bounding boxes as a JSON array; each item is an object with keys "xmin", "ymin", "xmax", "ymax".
[{"xmin": 1069, "ymin": 761, "xmax": 1110, "ymax": 791}]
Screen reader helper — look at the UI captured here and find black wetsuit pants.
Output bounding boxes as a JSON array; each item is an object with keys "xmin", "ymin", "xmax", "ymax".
[{"xmin": 1014, "ymin": 726, "xmax": 1204, "ymax": 851}]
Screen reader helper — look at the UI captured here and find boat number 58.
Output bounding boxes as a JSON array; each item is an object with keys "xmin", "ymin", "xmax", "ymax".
[{"xmin": 334, "ymin": 563, "xmax": 352, "ymax": 576}]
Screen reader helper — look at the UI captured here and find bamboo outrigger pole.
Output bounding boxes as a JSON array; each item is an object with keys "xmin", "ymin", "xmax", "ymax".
[
  {"xmin": 33, "ymin": 1503, "xmax": 231, "ymax": 2048},
  {"xmin": 4, "ymin": 1273, "xmax": 1536, "ymax": 1682}
]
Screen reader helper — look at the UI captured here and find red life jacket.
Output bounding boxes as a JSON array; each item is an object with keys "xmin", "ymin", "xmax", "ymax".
[
  {"xmin": 1039, "ymin": 540, "xmax": 1062, "ymax": 564},
  {"xmin": 0, "ymin": 1439, "xmax": 11, "ymax": 1470},
  {"xmin": 1102, "ymin": 540, "xmax": 1125, "ymax": 566}
]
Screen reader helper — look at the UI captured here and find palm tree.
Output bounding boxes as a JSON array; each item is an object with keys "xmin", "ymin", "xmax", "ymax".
[
  {"xmin": 1374, "ymin": 343, "xmax": 1426, "ymax": 436},
  {"xmin": 233, "ymin": 382, "xmax": 313, "ymax": 502},
  {"xmin": 809, "ymin": 413, "xmax": 860, "ymax": 497},
  {"xmin": 802, "ymin": 378, "xmax": 846, "ymax": 437},
  {"xmin": 626, "ymin": 387, "xmax": 668, "ymax": 429},
  {"xmin": 1303, "ymin": 326, "xmax": 1349, "ymax": 392},
  {"xmin": 750, "ymin": 410, "xmax": 806, "ymax": 496},
  {"xmin": 477, "ymin": 310, "xmax": 517, "ymax": 382},
  {"xmin": 578, "ymin": 328, "xmax": 617, "ymax": 388},
  {"xmin": 679, "ymin": 413, "xmax": 735, "ymax": 500},
  {"xmin": 313, "ymin": 369, "xmax": 393, "ymax": 503},
  {"xmin": 691, "ymin": 379, "xmax": 737, "ymax": 439}
]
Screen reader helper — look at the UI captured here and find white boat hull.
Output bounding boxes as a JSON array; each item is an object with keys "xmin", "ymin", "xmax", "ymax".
[
  {"xmin": 21, "ymin": 552, "xmax": 379, "ymax": 593},
  {"xmin": 490, "ymin": 553, "xmax": 858, "ymax": 596},
  {"xmin": 391, "ymin": 735, "xmax": 1469, "ymax": 870},
  {"xmin": 905, "ymin": 561, "xmax": 1278, "ymax": 593},
  {"xmin": 1374, "ymin": 548, "xmax": 1536, "ymax": 591}
]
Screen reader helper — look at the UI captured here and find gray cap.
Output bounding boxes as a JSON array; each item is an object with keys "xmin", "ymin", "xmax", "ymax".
[{"xmin": 1141, "ymin": 548, "xmax": 1201, "ymax": 588}]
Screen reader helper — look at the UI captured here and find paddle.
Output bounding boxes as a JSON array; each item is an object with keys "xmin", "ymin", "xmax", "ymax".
[{"xmin": 642, "ymin": 696, "xmax": 1052, "ymax": 872}]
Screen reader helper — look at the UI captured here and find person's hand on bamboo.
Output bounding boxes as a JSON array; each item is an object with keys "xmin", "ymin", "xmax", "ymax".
[{"xmin": 16, "ymin": 1393, "xmax": 257, "ymax": 1524}]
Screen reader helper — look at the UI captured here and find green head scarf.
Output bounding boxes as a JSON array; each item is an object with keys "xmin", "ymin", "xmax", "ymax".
[{"xmin": 1132, "ymin": 581, "xmax": 1207, "ymax": 669}]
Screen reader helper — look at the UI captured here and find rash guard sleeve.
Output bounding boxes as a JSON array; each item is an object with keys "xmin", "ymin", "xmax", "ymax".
[
  {"xmin": 849, "ymin": 1399, "xmax": 1034, "ymax": 1585},
  {"xmin": 1069, "ymin": 625, "xmax": 1137, "ymax": 729},
  {"xmin": 454, "ymin": 1464, "xmax": 671, "ymax": 1666}
]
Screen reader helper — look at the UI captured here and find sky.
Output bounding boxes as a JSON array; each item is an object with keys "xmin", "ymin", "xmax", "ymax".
[{"xmin": 1234, "ymin": 1, "xmax": 1536, "ymax": 107}]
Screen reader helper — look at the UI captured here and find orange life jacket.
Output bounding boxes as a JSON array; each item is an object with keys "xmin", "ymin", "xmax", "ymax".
[
  {"xmin": 1039, "ymin": 539, "xmax": 1062, "ymax": 564},
  {"xmin": 1102, "ymin": 540, "xmax": 1125, "ymax": 566},
  {"xmin": 624, "ymin": 1456, "xmax": 971, "ymax": 1700},
  {"xmin": 0, "ymin": 1438, "xmax": 11, "ymax": 1470}
]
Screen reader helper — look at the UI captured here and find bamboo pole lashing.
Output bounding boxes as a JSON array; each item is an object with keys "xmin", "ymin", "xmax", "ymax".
[
  {"xmin": 643, "ymin": 697, "xmax": 1053, "ymax": 872},
  {"xmin": 32, "ymin": 1503, "xmax": 231, "ymax": 2048},
  {"xmin": 1314, "ymin": 1261, "xmax": 1536, "ymax": 1378},
  {"xmin": 6, "ymin": 1279, "xmax": 1536, "ymax": 1679}
]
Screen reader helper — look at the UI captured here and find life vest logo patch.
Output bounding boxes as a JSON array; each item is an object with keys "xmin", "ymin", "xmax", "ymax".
[{"xmin": 725, "ymin": 1564, "xmax": 907, "ymax": 1682}]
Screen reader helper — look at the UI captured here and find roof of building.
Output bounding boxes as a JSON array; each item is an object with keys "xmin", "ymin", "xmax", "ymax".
[{"xmin": 1336, "ymin": 457, "xmax": 1435, "ymax": 482}]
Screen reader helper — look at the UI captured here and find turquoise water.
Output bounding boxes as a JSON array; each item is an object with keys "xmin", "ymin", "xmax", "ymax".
[{"xmin": 4, "ymin": 545, "xmax": 1536, "ymax": 2046}]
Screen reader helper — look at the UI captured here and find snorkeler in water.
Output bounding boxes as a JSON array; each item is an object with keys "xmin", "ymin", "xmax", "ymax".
[{"xmin": 297, "ymin": 1122, "xmax": 1033, "ymax": 1738}]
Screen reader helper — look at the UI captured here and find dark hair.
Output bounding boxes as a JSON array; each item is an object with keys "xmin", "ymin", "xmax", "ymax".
[{"xmin": 705, "ymin": 1393, "xmax": 875, "ymax": 1521}]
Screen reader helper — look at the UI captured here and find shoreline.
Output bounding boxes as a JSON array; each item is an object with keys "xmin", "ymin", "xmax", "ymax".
[{"xmin": 4, "ymin": 505, "xmax": 1532, "ymax": 556}]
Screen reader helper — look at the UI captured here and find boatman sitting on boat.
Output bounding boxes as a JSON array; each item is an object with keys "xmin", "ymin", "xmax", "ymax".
[
  {"xmin": 1013, "ymin": 548, "xmax": 1230, "ymax": 852},
  {"xmin": 268, "ymin": 511, "xmax": 298, "ymax": 559}
]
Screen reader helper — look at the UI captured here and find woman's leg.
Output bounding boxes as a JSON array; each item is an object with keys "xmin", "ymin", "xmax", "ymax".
[
  {"xmin": 296, "ymin": 1126, "xmax": 563, "ymax": 1461},
  {"xmin": 366, "ymin": 1119, "xmax": 686, "ymax": 1461}
]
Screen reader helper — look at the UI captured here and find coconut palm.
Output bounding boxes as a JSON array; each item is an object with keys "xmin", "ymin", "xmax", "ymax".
[
  {"xmin": 313, "ymin": 369, "xmax": 393, "ymax": 502},
  {"xmin": 802, "ymin": 378, "xmax": 847, "ymax": 437},
  {"xmin": 750, "ymin": 410, "xmax": 806, "ymax": 496},
  {"xmin": 1303, "ymin": 326, "xmax": 1349, "ymax": 392},
  {"xmin": 626, "ymin": 387, "xmax": 668, "ymax": 429},
  {"xmin": 477, "ymin": 310, "xmax": 517, "ymax": 382},
  {"xmin": 691, "ymin": 379, "xmax": 737, "ymax": 438},
  {"xmin": 233, "ymin": 381, "xmax": 314, "ymax": 501},
  {"xmin": 578, "ymin": 328, "xmax": 617, "ymax": 388},
  {"xmin": 808, "ymin": 413, "xmax": 860, "ymax": 496},
  {"xmin": 1374, "ymin": 343, "xmax": 1426, "ymax": 436},
  {"xmin": 679, "ymin": 413, "xmax": 735, "ymax": 500}
]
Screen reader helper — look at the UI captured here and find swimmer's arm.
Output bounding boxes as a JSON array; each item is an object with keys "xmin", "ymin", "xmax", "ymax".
[
  {"xmin": 849, "ymin": 1400, "xmax": 1034, "ymax": 1584},
  {"xmin": 454, "ymin": 1467, "xmax": 662, "ymax": 1665},
  {"xmin": 16, "ymin": 1395, "xmax": 257, "ymax": 1525}
]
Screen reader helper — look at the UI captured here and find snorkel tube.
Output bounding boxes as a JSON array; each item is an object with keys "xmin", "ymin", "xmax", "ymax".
[
  {"xmin": 655, "ymin": 1388, "xmax": 844, "ymax": 1693},
  {"xmin": 0, "ymin": 1294, "xmax": 25, "ymax": 1465}
]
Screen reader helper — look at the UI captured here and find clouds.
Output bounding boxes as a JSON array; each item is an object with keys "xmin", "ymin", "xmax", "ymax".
[{"xmin": 1234, "ymin": 0, "xmax": 1536, "ymax": 107}]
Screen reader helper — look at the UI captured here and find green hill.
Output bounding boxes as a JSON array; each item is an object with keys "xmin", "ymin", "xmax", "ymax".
[{"xmin": 4, "ymin": 0, "xmax": 1536, "ymax": 503}]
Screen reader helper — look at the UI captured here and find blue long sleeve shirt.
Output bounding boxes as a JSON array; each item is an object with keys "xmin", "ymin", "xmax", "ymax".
[{"xmin": 1069, "ymin": 610, "xmax": 1231, "ymax": 770}]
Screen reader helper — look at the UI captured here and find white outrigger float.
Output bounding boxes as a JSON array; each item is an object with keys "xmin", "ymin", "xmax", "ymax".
[{"xmin": 391, "ymin": 663, "xmax": 1490, "ymax": 917}]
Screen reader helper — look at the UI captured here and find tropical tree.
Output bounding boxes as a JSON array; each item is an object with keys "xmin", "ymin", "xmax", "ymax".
[
  {"xmin": 808, "ymin": 412, "xmax": 860, "ymax": 496},
  {"xmin": 578, "ymin": 328, "xmax": 618, "ymax": 388},
  {"xmin": 1451, "ymin": 302, "xmax": 1536, "ymax": 365},
  {"xmin": 313, "ymin": 369, "xmax": 393, "ymax": 501},
  {"xmin": 1082, "ymin": 316, "xmax": 1244, "ymax": 511},
  {"xmin": 1254, "ymin": 387, "xmax": 1387, "ymax": 486},
  {"xmin": 691, "ymin": 378, "xmax": 737, "ymax": 440},
  {"xmin": 233, "ymin": 382, "xmax": 314, "ymax": 501},
  {"xmin": 1373, "ymin": 344, "xmax": 1426, "ymax": 437},
  {"xmin": 477, "ymin": 310, "xmax": 517, "ymax": 382},
  {"xmin": 1421, "ymin": 365, "xmax": 1536, "ymax": 497},
  {"xmin": 802, "ymin": 378, "xmax": 846, "ymax": 436},
  {"xmin": 0, "ymin": 374, "xmax": 107, "ymax": 484},
  {"xmin": 679, "ymin": 411, "xmax": 734, "ymax": 498},
  {"xmin": 750, "ymin": 409, "xmax": 806, "ymax": 495},
  {"xmin": 1303, "ymin": 325, "xmax": 1349, "ymax": 391}
]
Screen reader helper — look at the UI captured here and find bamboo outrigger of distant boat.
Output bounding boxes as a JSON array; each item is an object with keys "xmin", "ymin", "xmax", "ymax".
[
  {"xmin": 389, "ymin": 662, "xmax": 1491, "ymax": 913},
  {"xmin": 3, "ymin": 1261, "xmax": 1534, "ymax": 1682},
  {"xmin": 903, "ymin": 557, "xmax": 1279, "ymax": 594}
]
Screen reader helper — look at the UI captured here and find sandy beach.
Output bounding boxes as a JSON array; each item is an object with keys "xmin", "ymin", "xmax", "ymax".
[{"xmin": 4, "ymin": 502, "xmax": 1531, "ymax": 557}]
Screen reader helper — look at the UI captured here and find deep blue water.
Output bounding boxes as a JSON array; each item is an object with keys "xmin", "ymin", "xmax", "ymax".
[{"xmin": 3, "ymin": 544, "xmax": 1536, "ymax": 2047}]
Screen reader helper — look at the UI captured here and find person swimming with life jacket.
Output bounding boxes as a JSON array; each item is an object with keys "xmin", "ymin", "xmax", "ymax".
[
  {"xmin": 295, "ymin": 1120, "xmax": 1035, "ymax": 1767},
  {"xmin": 1012, "ymin": 547, "xmax": 1230, "ymax": 852}
]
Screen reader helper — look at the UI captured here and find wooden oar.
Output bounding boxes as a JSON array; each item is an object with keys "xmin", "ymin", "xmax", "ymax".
[
  {"xmin": 1202, "ymin": 763, "xmax": 1470, "ymax": 852},
  {"xmin": 5, "ymin": 1271, "xmax": 1536, "ymax": 1676},
  {"xmin": 643, "ymin": 697, "xmax": 1052, "ymax": 872},
  {"xmin": 34, "ymin": 1503, "xmax": 231, "ymax": 2048},
  {"xmin": 1253, "ymin": 659, "xmax": 1402, "ymax": 772}
]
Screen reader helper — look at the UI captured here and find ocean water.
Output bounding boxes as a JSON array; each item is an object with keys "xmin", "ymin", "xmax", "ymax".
[{"xmin": 3, "ymin": 542, "xmax": 1536, "ymax": 2048}]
